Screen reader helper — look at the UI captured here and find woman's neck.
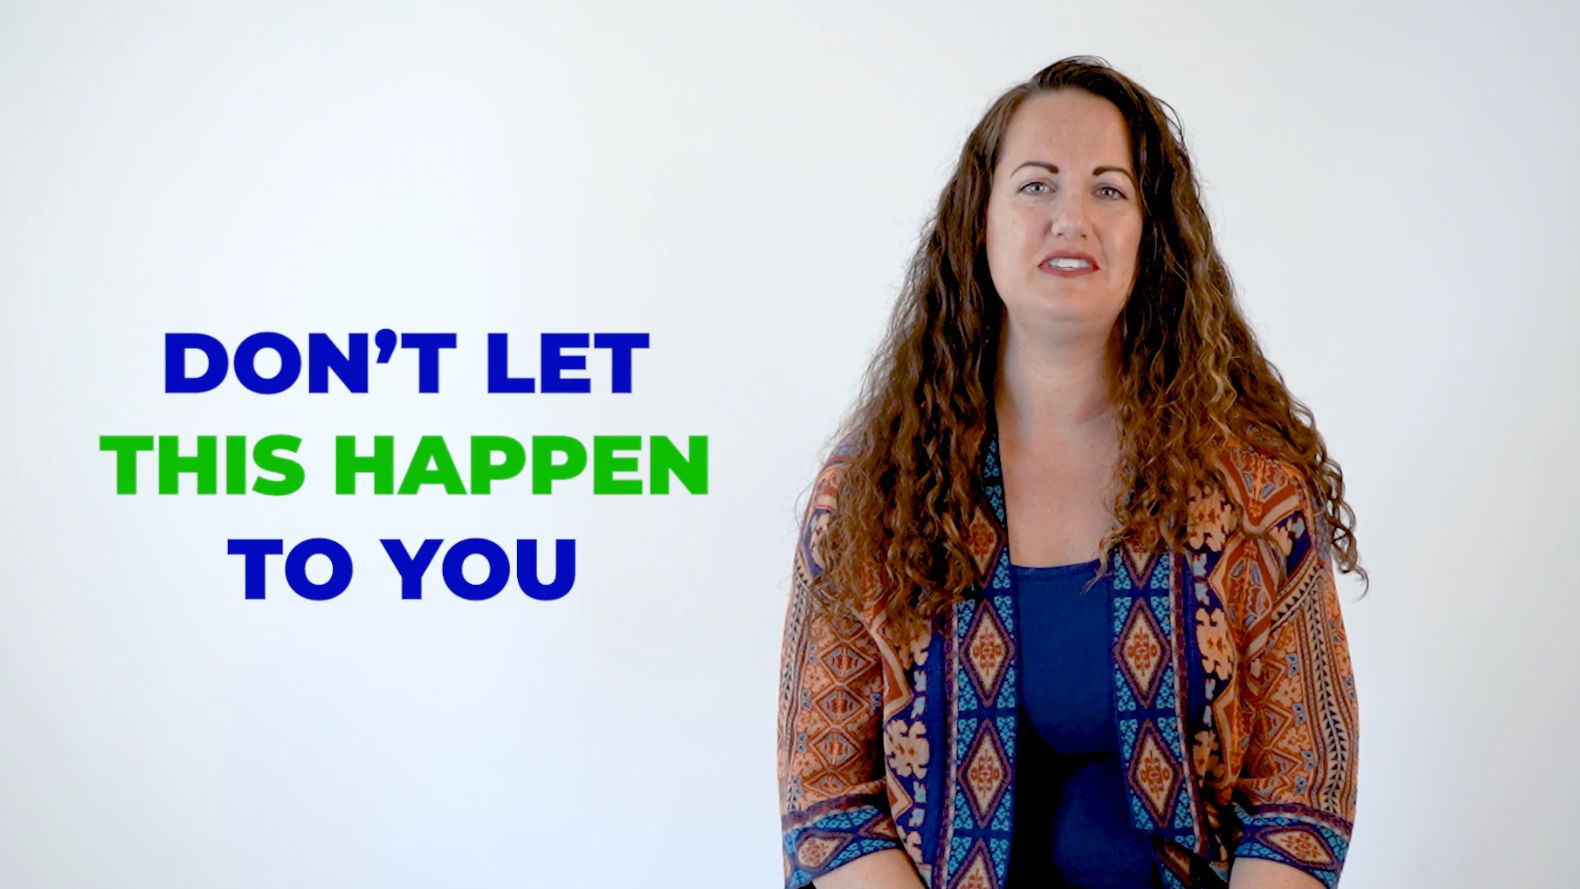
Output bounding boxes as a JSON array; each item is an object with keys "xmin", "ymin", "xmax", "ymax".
[{"xmin": 994, "ymin": 317, "xmax": 1120, "ymax": 441}]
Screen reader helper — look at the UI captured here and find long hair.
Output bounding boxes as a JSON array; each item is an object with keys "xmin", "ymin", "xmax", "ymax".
[{"xmin": 814, "ymin": 56, "xmax": 1363, "ymax": 638}]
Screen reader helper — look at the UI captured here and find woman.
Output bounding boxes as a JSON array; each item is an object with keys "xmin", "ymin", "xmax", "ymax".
[{"xmin": 777, "ymin": 58, "xmax": 1360, "ymax": 889}]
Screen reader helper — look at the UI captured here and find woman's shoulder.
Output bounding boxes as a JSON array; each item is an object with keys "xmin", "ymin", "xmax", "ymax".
[
  {"xmin": 797, "ymin": 432, "xmax": 865, "ymax": 580},
  {"xmin": 805, "ymin": 431, "xmax": 862, "ymax": 514},
  {"xmin": 1178, "ymin": 438, "xmax": 1325, "ymax": 594},
  {"xmin": 1205, "ymin": 436, "xmax": 1319, "ymax": 537}
]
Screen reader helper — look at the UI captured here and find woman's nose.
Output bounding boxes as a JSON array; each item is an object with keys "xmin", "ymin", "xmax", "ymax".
[{"xmin": 1050, "ymin": 195, "xmax": 1091, "ymax": 240}]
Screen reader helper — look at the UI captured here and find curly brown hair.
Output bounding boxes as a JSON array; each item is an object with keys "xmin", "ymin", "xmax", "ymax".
[{"xmin": 814, "ymin": 56, "xmax": 1363, "ymax": 637}]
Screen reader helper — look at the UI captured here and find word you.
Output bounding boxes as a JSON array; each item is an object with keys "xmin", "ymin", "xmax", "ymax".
[
  {"xmin": 227, "ymin": 537, "xmax": 576, "ymax": 601},
  {"xmin": 166, "ymin": 331, "xmax": 650, "ymax": 394}
]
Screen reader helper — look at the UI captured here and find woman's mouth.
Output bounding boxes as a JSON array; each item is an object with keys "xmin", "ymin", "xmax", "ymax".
[{"xmin": 1040, "ymin": 253, "xmax": 1097, "ymax": 276}]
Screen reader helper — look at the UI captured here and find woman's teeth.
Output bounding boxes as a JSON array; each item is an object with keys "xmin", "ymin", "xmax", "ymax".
[{"xmin": 1048, "ymin": 257, "xmax": 1092, "ymax": 270}]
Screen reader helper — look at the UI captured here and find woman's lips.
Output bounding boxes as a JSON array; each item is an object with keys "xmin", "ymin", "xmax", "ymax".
[{"xmin": 1039, "ymin": 253, "xmax": 1098, "ymax": 277}]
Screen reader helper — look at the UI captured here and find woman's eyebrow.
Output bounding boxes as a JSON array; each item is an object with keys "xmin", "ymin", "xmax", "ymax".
[
  {"xmin": 1094, "ymin": 165, "xmax": 1138, "ymax": 186},
  {"xmin": 1009, "ymin": 161, "xmax": 1137, "ymax": 187},
  {"xmin": 1010, "ymin": 161, "xmax": 1058, "ymax": 175}
]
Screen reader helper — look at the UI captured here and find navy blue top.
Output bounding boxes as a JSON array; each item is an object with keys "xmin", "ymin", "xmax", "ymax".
[{"xmin": 1005, "ymin": 560, "xmax": 1161, "ymax": 889}]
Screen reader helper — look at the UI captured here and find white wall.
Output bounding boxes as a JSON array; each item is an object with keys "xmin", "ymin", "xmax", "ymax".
[{"xmin": 1, "ymin": 1, "xmax": 1576, "ymax": 886}]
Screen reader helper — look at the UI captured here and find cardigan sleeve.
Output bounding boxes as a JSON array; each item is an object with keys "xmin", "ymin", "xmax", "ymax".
[
  {"xmin": 1230, "ymin": 474, "xmax": 1360, "ymax": 889},
  {"xmin": 777, "ymin": 460, "xmax": 901, "ymax": 888}
]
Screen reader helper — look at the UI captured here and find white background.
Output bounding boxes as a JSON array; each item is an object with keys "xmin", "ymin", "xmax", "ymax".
[{"xmin": 2, "ymin": 1, "xmax": 1577, "ymax": 887}]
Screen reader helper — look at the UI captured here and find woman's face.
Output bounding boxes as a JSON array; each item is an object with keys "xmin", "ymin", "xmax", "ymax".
[{"xmin": 985, "ymin": 89, "xmax": 1143, "ymax": 344}]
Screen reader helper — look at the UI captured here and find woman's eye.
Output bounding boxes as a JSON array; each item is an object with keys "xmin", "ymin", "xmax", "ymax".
[
  {"xmin": 1019, "ymin": 181, "xmax": 1050, "ymax": 196},
  {"xmin": 1098, "ymin": 185, "xmax": 1126, "ymax": 199}
]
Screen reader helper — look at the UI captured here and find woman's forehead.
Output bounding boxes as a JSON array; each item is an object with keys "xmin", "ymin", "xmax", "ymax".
[{"xmin": 999, "ymin": 90, "xmax": 1133, "ymax": 171}]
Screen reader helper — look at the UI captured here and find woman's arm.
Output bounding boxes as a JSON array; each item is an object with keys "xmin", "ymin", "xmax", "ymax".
[
  {"xmin": 813, "ymin": 849, "xmax": 928, "ymax": 889},
  {"xmin": 779, "ymin": 457, "xmax": 909, "ymax": 887},
  {"xmin": 1228, "ymin": 858, "xmax": 1325, "ymax": 889},
  {"xmin": 1219, "ymin": 454, "xmax": 1360, "ymax": 888}
]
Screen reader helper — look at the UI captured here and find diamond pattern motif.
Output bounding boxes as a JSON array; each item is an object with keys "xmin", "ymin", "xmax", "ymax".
[
  {"xmin": 1263, "ymin": 827, "xmax": 1336, "ymax": 866},
  {"xmin": 962, "ymin": 726, "xmax": 1008, "ymax": 824},
  {"xmin": 804, "ymin": 770, "xmax": 850, "ymax": 796},
  {"xmin": 1115, "ymin": 599, "xmax": 1169, "ymax": 707},
  {"xmin": 1127, "ymin": 722, "xmax": 1183, "ymax": 827},
  {"xmin": 822, "ymin": 642, "xmax": 875, "ymax": 681},
  {"xmin": 964, "ymin": 606, "xmax": 1010, "ymax": 705},
  {"xmin": 812, "ymin": 728, "xmax": 860, "ymax": 770},
  {"xmin": 967, "ymin": 509, "xmax": 999, "ymax": 577},
  {"xmin": 814, "ymin": 687, "xmax": 863, "ymax": 723},
  {"xmin": 953, "ymin": 846, "xmax": 995, "ymax": 889}
]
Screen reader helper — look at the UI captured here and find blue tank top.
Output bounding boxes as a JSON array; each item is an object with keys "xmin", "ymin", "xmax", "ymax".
[{"xmin": 1006, "ymin": 560, "xmax": 1161, "ymax": 889}]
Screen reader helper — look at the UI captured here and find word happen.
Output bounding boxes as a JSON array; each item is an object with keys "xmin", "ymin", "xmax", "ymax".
[
  {"xmin": 227, "ymin": 537, "xmax": 576, "ymax": 601},
  {"xmin": 165, "ymin": 331, "xmax": 650, "ymax": 394},
  {"xmin": 98, "ymin": 434, "xmax": 708, "ymax": 495}
]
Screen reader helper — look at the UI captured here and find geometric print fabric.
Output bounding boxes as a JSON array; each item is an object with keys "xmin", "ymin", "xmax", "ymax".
[{"xmin": 778, "ymin": 433, "xmax": 1358, "ymax": 889}]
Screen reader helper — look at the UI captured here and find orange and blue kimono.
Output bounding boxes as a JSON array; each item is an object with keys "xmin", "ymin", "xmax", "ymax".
[{"xmin": 776, "ymin": 431, "xmax": 1359, "ymax": 888}]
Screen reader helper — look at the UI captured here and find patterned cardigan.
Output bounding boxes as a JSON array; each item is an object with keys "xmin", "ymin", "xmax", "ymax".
[{"xmin": 777, "ymin": 431, "xmax": 1359, "ymax": 889}]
